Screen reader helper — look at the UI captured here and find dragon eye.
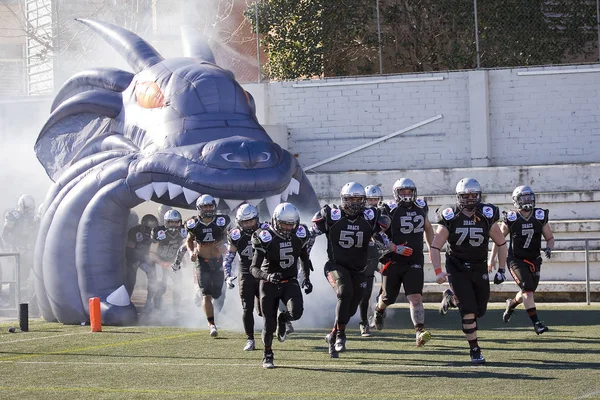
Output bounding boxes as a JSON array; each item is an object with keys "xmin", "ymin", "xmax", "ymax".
[
  {"xmin": 221, "ymin": 153, "xmax": 236, "ymax": 162},
  {"xmin": 256, "ymin": 152, "xmax": 271, "ymax": 162},
  {"xmin": 135, "ymin": 81, "xmax": 165, "ymax": 108}
]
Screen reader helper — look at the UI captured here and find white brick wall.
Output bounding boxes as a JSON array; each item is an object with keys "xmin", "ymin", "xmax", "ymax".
[{"xmin": 246, "ymin": 65, "xmax": 600, "ymax": 173}]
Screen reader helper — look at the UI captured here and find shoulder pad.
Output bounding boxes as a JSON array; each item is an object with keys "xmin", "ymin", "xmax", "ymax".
[
  {"xmin": 331, "ymin": 207, "xmax": 342, "ymax": 221},
  {"xmin": 386, "ymin": 200, "xmax": 397, "ymax": 210},
  {"xmin": 216, "ymin": 216, "xmax": 228, "ymax": 227},
  {"xmin": 482, "ymin": 205, "xmax": 494, "ymax": 219},
  {"xmin": 441, "ymin": 207, "xmax": 455, "ymax": 220},
  {"xmin": 295, "ymin": 224, "xmax": 307, "ymax": 238},
  {"xmin": 179, "ymin": 227, "xmax": 188, "ymax": 238},
  {"xmin": 259, "ymin": 230, "xmax": 272, "ymax": 243},
  {"xmin": 506, "ymin": 210, "xmax": 518, "ymax": 222},
  {"xmin": 135, "ymin": 232, "xmax": 144, "ymax": 242},
  {"xmin": 156, "ymin": 230, "xmax": 167, "ymax": 241},
  {"xmin": 363, "ymin": 208, "xmax": 375, "ymax": 221},
  {"xmin": 5, "ymin": 209, "xmax": 20, "ymax": 221},
  {"xmin": 535, "ymin": 209, "xmax": 546, "ymax": 220},
  {"xmin": 186, "ymin": 218, "xmax": 197, "ymax": 229},
  {"xmin": 415, "ymin": 198, "xmax": 427, "ymax": 208},
  {"xmin": 231, "ymin": 228, "xmax": 241, "ymax": 241}
]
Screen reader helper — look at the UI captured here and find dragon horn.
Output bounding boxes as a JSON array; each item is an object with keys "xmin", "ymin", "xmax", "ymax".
[
  {"xmin": 76, "ymin": 19, "xmax": 164, "ymax": 73},
  {"xmin": 180, "ymin": 25, "xmax": 216, "ymax": 64}
]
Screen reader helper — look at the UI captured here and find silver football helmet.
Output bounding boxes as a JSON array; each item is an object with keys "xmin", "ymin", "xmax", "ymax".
[
  {"xmin": 17, "ymin": 194, "xmax": 35, "ymax": 214},
  {"xmin": 236, "ymin": 203, "xmax": 259, "ymax": 233},
  {"xmin": 455, "ymin": 178, "xmax": 482, "ymax": 210},
  {"xmin": 272, "ymin": 202, "xmax": 299, "ymax": 239},
  {"xmin": 512, "ymin": 185, "xmax": 536, "ymax": 210},
  {"xmin": 164, "ymin": 209, "xmax": 182, "ymax": 230},
  {"xmin": 365, "ymin": 185, "xmax": 383, "ymax": 206},
  {"xmin": 196, "ymin": 194, "xmax": 217, "ymax": 218},
  {"xmin": 340, "ymin": 182, "xmax": 366, "ymax": 217},
  {"xmin": 393, "ymin": 178, "xmax": 417, "ymax": 204}
]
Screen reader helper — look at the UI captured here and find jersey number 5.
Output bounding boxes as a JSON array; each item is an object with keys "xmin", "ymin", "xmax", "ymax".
[
  {"xmin": 339, "ymin": 230, "xmax": 364, "ymax": 249},
  {"xmin": 279, "ymin": 247, "xmax": 294, "ymax": 269}
]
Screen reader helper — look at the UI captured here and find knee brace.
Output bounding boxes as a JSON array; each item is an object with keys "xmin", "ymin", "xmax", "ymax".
[{"xmin": 462, "ymin": 317, "xmax": 477, "ymax": 334}]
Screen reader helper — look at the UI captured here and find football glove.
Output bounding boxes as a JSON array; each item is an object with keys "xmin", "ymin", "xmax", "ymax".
[
  {"xmin": 394, "ymin": 243, "xmax": 413, "ymax": 257},
  {"xmin": 171, "ymin": 262, "xmax": 181, "ymax": 272},
  {"xmin": 267, "ymin": 272, "xmax": 282, "ymax": 284},
  {"xmin": 543, "ymin": 247, "xmax": 552, "ymax": 259},
  {"xmin": 494, "ymin": 269, "xmax": 506, "ymax": 285},
  {"xmin": 226, "ymin": 276, "xmax": 237, "ymax": 289},
  {"xmin": 301, "ymin": 279, "xmax": 313, "ymax": 294}
]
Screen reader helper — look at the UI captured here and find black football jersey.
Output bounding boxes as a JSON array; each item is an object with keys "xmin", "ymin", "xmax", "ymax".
[
  {"xmin": 186, "ymin": 214, "xmax": 231, "ymax": 245},
  {"xmin": 502, "ymin": 208, "xmax": 549, "ymax": 260},
  {"xmin": 228, "ymin": 222, "xmax": 270, "ymax": 274},
  {"xmin": 435, "ymin": 203, "xmax": 500, "ymax": 263},
  {"xmin": 312, "ymin": 205, "xmax": 383, "ymax": 272},
  {"xmin": 380, "ymin": 198, "xmax": 429, "ymax": 265},
  {"xmin": 127, "ymin": 225, "xmax": 153, "ymax": 252},
  {"xmin": 251, "ymin": 224, "xmax": 309, "ymax": 280},
  {"xmin": 152, "ymin": 226, "xmax": 187, "ymax": 262}
]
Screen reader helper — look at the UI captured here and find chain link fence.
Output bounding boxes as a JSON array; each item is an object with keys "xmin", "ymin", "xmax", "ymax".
[{"xmin": 249, "ymin": 0, "xmax": 600, "ymax": 81}]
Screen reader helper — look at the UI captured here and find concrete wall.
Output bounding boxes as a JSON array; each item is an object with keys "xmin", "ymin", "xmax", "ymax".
[{"xmin": 243, "ymin": 64, "xmax": 600, "ymax": 173}]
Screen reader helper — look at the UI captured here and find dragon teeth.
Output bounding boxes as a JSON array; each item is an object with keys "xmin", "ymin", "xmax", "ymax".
[
  {"xmin": 134, "ymin": 184, "xmax": 154, "ymax": 201},
  {"xmin": 224, "ymin": 199, "xmax": 244, "ymax": 210},
  {"xmin": 106, "ymin": 285, "xmax": 131, "ymax": 307},
  {"xmin": 265, "ymin": 195, "xmax": 281, "ymax": 216},
  {"xmin": 167, "ymin": 183, "xmax": 183, "ymax": 199},
  {"xmin": 247, "ymin": 199, "xmax": 262, "ymax": 206},
  {"xmin": 152, "ymin": 182, "xmax": 168, "ymax": 197},
  {"xmin": 183, "ymin": 187, "xmax": 201, "ymax": 204}
]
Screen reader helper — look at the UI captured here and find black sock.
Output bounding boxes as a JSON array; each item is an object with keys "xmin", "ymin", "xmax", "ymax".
[
  {"xmin": 509, "ymin": 298, "xmax": 520, "ymax": 309},
  {"xmin": 415, "ymin": 323, "xmax": 425, "ymax": 332},
  {"xmin": 526, "ymin": 307, "xmax": 539, "ymax": 324},
  {"xmin": 468, "ymin": 339, "xmax": 479, "ymax": 350},
  {"xmin": 207, "ymin": 317, "xmax": 215, "ymax": 325}
]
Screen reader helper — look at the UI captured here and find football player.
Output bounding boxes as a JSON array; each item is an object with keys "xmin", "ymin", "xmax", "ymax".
[
  {"xmin": 125, "ymin": 214, "xmax": 158, "ymax": 298},
  {"xmin": 373, "ymin": 178, "xmax": 435, "ymax": 348},
  {"xmin": 250, "ymin": 202, "xmax": 313, "ymax": 369},
  {"xmin": 489, "ymin": 185, "xmax": 554, "ymax": 334},
  {"xmin": 430, "ymin": 178, "xmax": 508, "ymax": 364},
  {"xmin": 358, "ymin": 184, "xmax": 384, "ymax": 337},
  {"xmin": 185, "ymin": 195, "xmax": 231, "ymax": 337},
  {"xmin": 149, "ymin": 210, "xmax": 187, "ymax": 310},
  {"xmin": 310, "ymin": 182, "xmax": 399, "ymax": 359},
  {"xmin": 223, "ymin": 204, "xmax": 267, "ymax": 351}
]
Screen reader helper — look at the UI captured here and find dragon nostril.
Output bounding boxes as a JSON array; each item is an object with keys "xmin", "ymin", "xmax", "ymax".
[{"xmin": 256, "ymin": 152, "xmax": 271, "ymax": 162}]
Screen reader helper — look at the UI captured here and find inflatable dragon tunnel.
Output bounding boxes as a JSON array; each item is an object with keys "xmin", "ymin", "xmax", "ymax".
[{"xmin": 34, "ymin": 19, "xmax": 320, "ymax": 325}]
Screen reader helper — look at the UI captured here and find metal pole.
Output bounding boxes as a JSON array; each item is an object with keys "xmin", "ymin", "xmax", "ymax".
[
  {"xmin": 596, "ymin": 0, "xmax": 600, "ymax": 62},
  {"xmin": 376, "ymin": 0, "xmax": 383, "ymax": 74},
  {"xmin": 473, "ymin": 0, "xmax": 481, "ymax": 68},
  {"xmin": 15, "ymin": 253, "xmax": 20, "ymax": 308},
  {"xmin": 255, "ymin": 1, "xmax": 262, "ymax": 82},
  {"xmin": 585, "ymin": 239, "xmax": 590, "ymax": 305}
]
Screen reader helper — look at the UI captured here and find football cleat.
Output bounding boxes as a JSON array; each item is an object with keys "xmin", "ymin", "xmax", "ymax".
[
  {"xmin": 286, "ymin": 321, "xmax": 295, "ymax": 335},
  {"xmin": 244, "ymin": 339, "xmax": 256, "ymax": 351},
  {"xmin": 262, "ymin": 352, "xmax": 275, "ymax": 369},
  {"xmin": 209, "ymin": 324, "xmax": 218, "ymax": 337},
  {"xmin": 534, "ymin": 321, "xmax": 549, "ymax": 335},
  {"xmin": 359, "ymin": 321, "xmax": 371, "ymax": 337},
  {"xmin": 503, "ymin": 299, "xmax": 515, "ymax": 323},
  {"xmin": 335, "ymin": 331, "xmax": 347, "ymax": 352},
  {"xmin": 470, "ymin": 346, "xmax": 486, "ymax": 364},
  {"xmin": 325, "ymin": 332, "xmax": 339, "ymax": 358},
  {"xmin": 416, "ymin": 329, "xmax": 432, "ymax": 347},
  {"xmin": 276, "ymin": 312, "xmax": 287, "ymax": 342},
  {"xmin": 440, "ymin": 289, "xmax": 454, "ymax": 315},
  {"xmin": 371, "ymin": 310, "xmax": 384, "ymax": 331}
]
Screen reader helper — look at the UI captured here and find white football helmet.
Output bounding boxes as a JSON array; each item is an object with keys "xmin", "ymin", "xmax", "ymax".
[
  {"xmin": 393, "ymin": 178, "xmax": 417, "ymax": 205},
  {"xmin": 17, "ymin": 194, "xmax": 35, "ymax": 214},
  {"xmin": 236, "ymin": 204, "xmax": 259, "ymax": 233},
  {"xmin": 455, "ymin": 178, "xmax": 482, "ymax": 210},
  {"xmin": 164, "ymin": 209, "xmax": 182, "ymax": 230},
  {"xmin": 196, "ymin": 194, "xmax": 217, "ymax": 218},
  {"xmin": 272, "ymin": 202, "xmax": 299, "ymax": 239},
  {"xmin": 340, "ymin": 182, "xmax": 366, "ymax": 217},
  {"xmin": 512, "ymin": 185, "xmax": 535, "ymax": 210}
]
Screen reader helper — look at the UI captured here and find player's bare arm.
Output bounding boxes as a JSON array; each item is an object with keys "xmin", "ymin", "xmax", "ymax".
[
  {"xmin": 489, "ymin": 222, "xmax": 510, "ymax": 272},
  {"xmin": 430, "ymin": 225, "xmax": 450, "ymax": 284}
]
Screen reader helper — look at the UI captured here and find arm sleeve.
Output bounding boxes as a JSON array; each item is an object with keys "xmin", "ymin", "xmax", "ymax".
[
  {"xmin": 299, "ymin": 246, "xmax": 312, "ymax": 279},
  {"xmin": 222, "ymin": 250, "xmax": 236, "ymax": 276},
  {"xmin": 311, "ymin": 207, "xmax": 328, "ymax": 234},
  {"xmin": 250, "ymin": 232, "xmax": 269, "ymax": 280},
  {"xmin": 174, "ymin": 244, "xmax": 188, "ymax": 264}
]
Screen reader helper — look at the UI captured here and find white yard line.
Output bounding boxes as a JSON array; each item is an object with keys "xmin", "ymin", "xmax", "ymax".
[
  {"xmin": 0, "ymin": 332, "xmax": 89, "ymax": 344},
  {"xmin": 574, "ymin": 391, "xmax": 600, "ymax": 400}
]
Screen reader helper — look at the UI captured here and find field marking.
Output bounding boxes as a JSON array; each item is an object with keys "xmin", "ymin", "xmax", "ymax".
[
  {"xmin": 575, "ymin": 391, "xmax": 600, "ymax": 399},
  {"xmin": 0, "ymin": 385, "xmax": 555, "ymax": 399},
  {"xmin": 5, "ymin": 359, "xmax": 508, "ymax": 370},
  {"xmin": 0, "ymin": 332, "xmax": 90, "ymax": 344},
  {"xmin": 0, "ymin": 331, "xmax": 201, "ymax": 362}
]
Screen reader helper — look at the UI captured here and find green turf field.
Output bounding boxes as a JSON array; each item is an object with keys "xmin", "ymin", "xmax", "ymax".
[{"xmin": 1, "ymin": 304, "xmax": 599, "ymax": 399}]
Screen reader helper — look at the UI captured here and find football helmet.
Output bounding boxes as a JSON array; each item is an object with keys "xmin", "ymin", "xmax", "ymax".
[
  {"xmin": 365, "ymin": 185, "xmax": 383, "ymax": 207},
  {"xmin": 17, "ymin": 194, "xmax": 35, "ymax": 214},
  {"xmin": 393, "ymin": 178, "xmax": 417, "ymax": 205},
  {"xmin": 141, "ymin": 214, "xmax": 159, "ymax": 229},
  {"xmin": 236, "ymin": 204, "xmax": 259, "ymax": 233},
  {"xmin": 455, "ymin": 178, "xmax": 482, "ymax": 210},
  {"xmin": 164, "ymin": 209, "xmax": 182, "ymax": 230},
  {"xmin": 196, "ymin": 194, "xmax": 217, "ymax": 219},
  {"xmin": 340, "ymin": 182, "xmax": 366, "ymax": 217},
  {"xmin": 272, "ymin": 202, "xmax": 299, "ymax": 239},
  {"xmin": 512, "ymin": 185, "xmax": 536, "ymax": 210}
]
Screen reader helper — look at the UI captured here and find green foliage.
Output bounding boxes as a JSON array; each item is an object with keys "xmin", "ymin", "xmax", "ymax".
[{"xmin": 246, "ymin": 0, "xmax": 598, "ymax": 79}]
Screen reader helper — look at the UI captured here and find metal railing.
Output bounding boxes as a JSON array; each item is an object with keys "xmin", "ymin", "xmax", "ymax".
[
  {"xmin": 0, "ymin": 252, "xmax": 21, "ymax": 313},
  {"xmin": 553, "ymin": 238, "xmax": 600, "ymax": 305}
]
